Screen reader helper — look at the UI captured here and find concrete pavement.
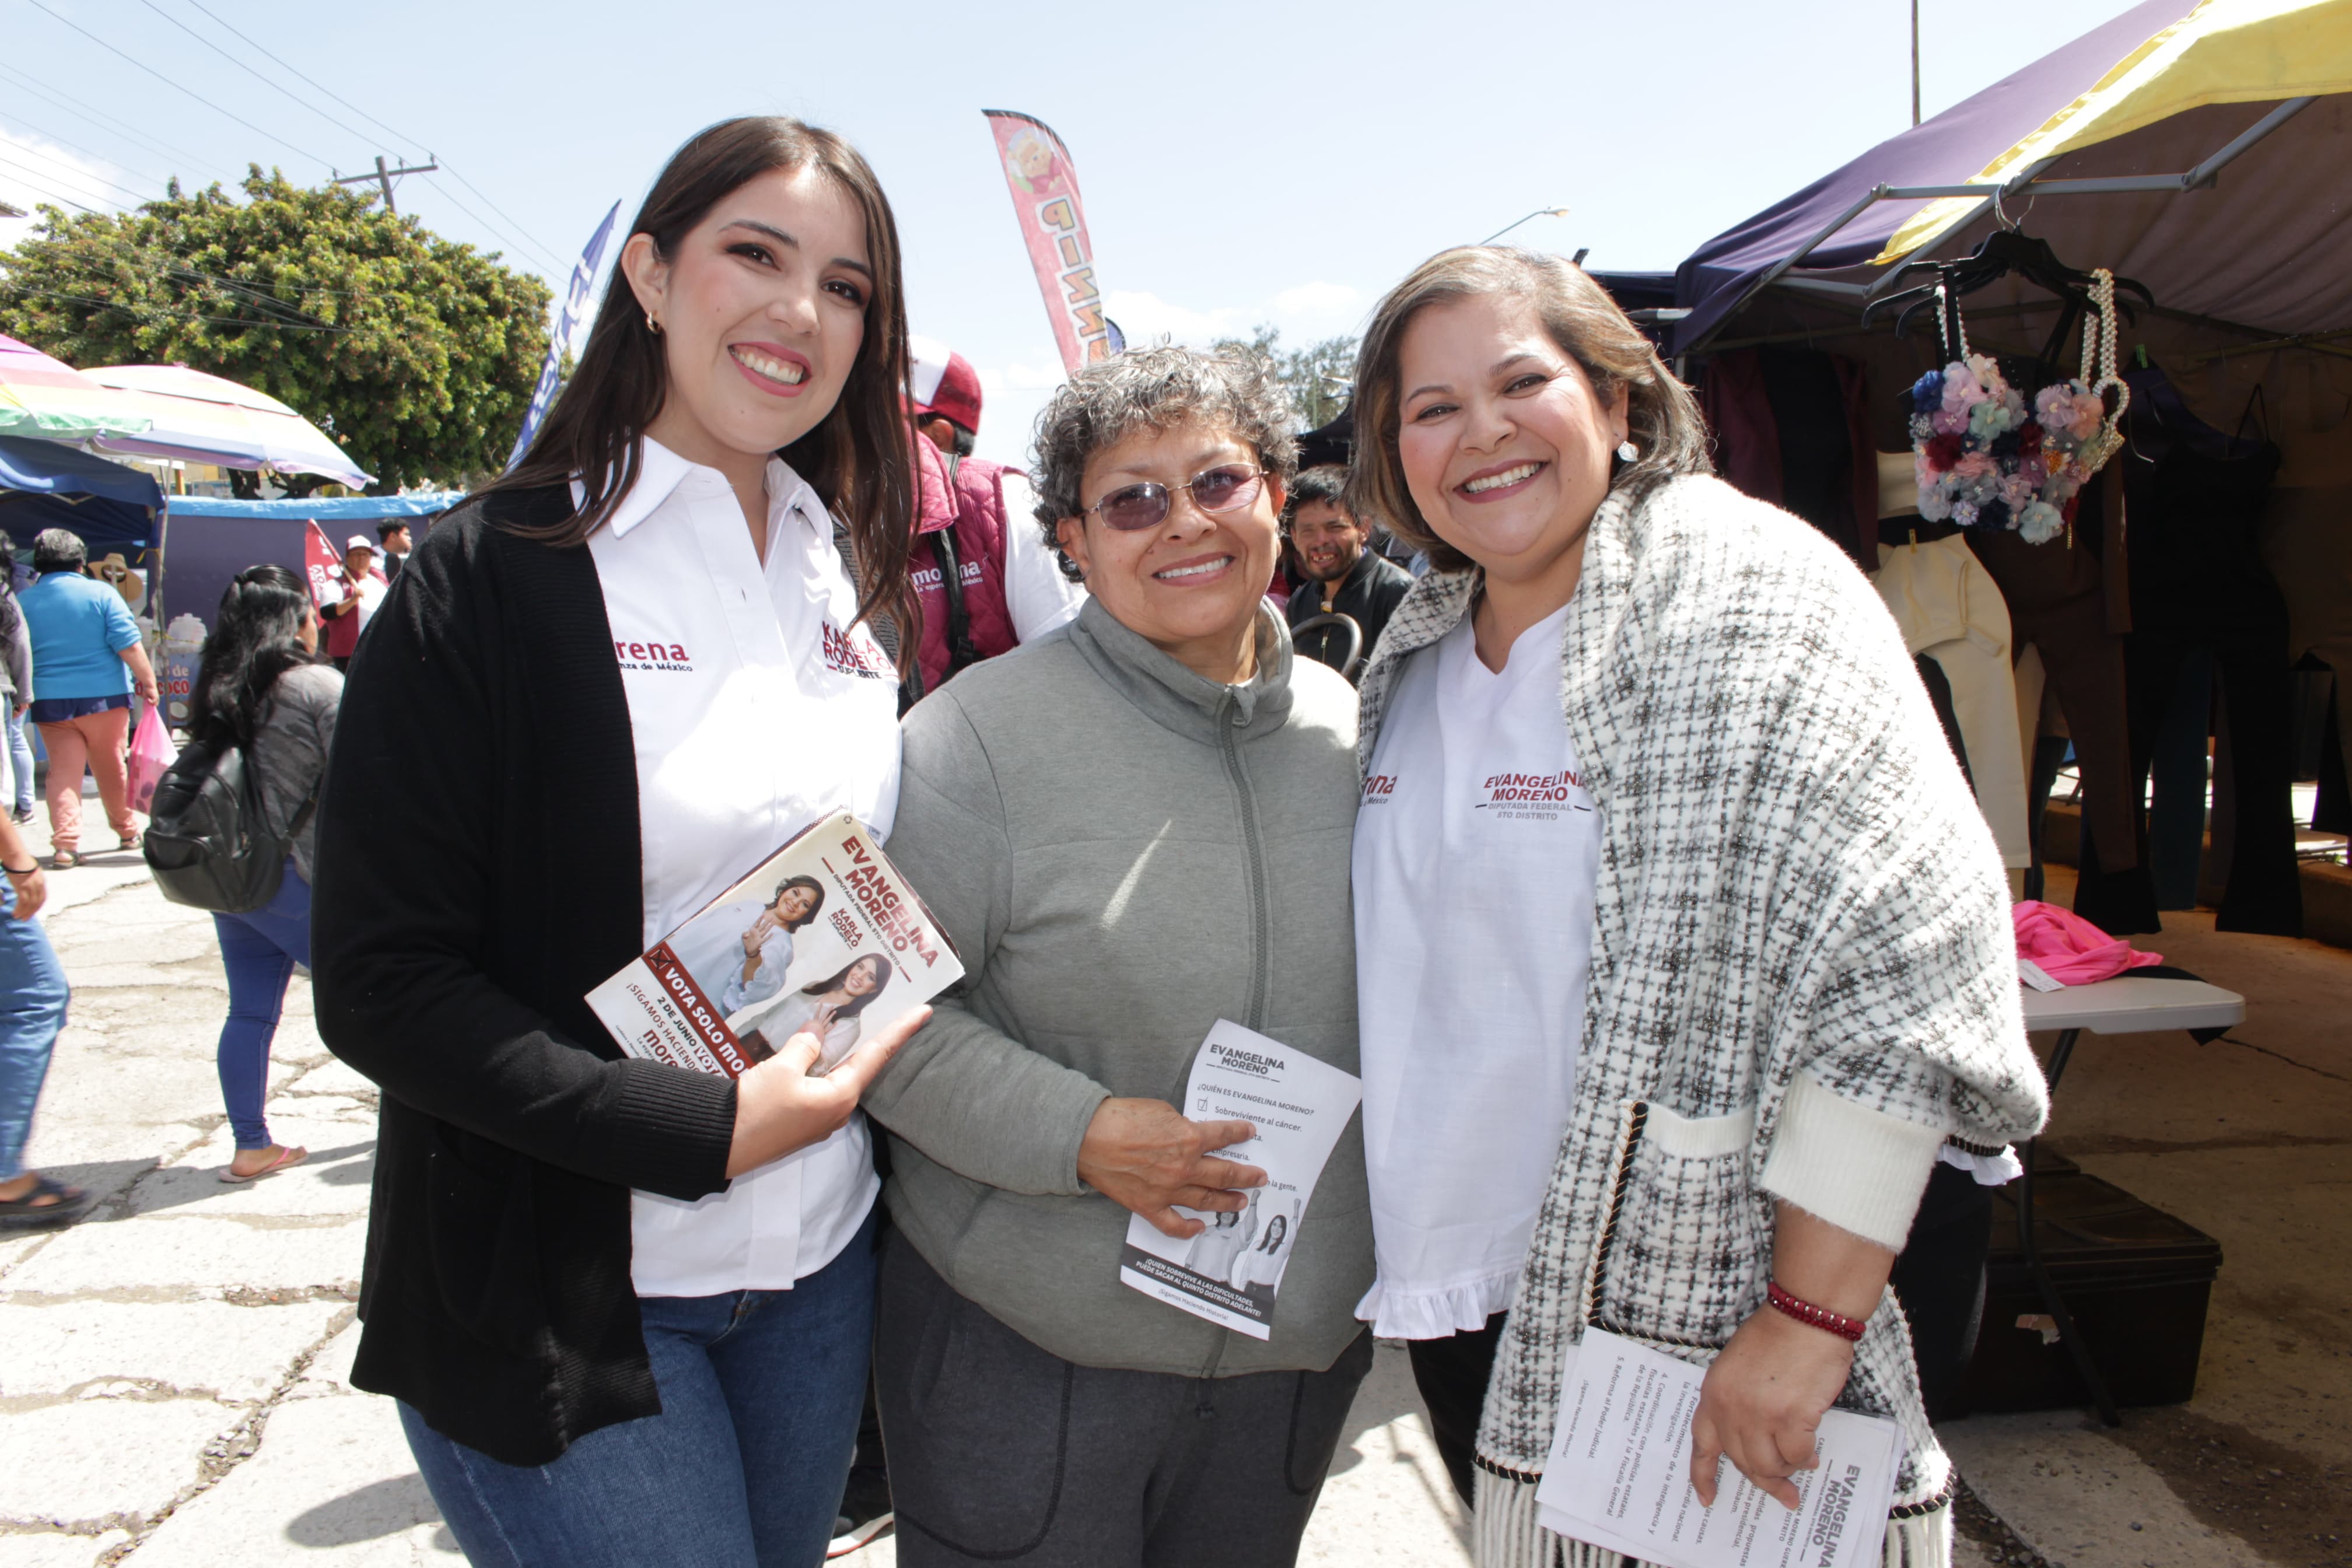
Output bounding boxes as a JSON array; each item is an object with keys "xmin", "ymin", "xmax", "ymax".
[
  {"xmin": 0, "ymin": 845, "xmax": 1471, "ymax": 1566},
  {"xmin": 4, "ymin": 844, "xmax": 2342, "ymax": 1566}
]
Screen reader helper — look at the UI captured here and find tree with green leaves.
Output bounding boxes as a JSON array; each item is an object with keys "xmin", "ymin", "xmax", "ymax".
[
  {"xmin": 0, "ymin": 169, "xmax": 551, "ymax": 495},
  {"xmin": 1211, "ymin": 324, "xmax": 1357, "ymax": 432}
]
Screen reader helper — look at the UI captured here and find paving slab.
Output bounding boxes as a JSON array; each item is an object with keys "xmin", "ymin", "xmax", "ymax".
[
  {"xmin": 0, "ymin": 1213, "xmax": 364, "ymax": 1300},
  {"xmin": 0, "ymin": 1531, "xmax": 132, "ymax": 1567},
  {"xmin": 125, "ymin": 1394, "xmax": 458, "ymax": 1567},
  {"xmin": 0, "ymin": 1300, "xmax": 348, "ymax": 1406},
  {"xmin": 0, "ymin": 1400, "xmax": 236, "ymax": 1528},
  {"xmin": 1943, "ymin": 1410, "xmax": 2276, "ymax": 1568}
]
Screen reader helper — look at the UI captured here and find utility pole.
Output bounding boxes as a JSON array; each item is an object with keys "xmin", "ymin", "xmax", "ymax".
[
  {"xmin": 332, "ymin": 155, "xmax": 437, "ymax": 215},
  {"xmin": 1912, "ymin": 0, "xmax": 1923, "ymax": 125}
]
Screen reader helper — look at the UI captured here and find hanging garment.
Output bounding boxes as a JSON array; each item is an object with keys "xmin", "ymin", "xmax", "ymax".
[
  {"xmin": 1968, "ymin": 520, "xmax": 2153, "ymax": 931},
  {"xmin": 2145, "ymin": 649, "xmax": 2214, "ymax": 911},
  {"xmin": 1875, "ymin": 537, "xmax": 2029, "ymax": 869},
  {"xmin": 2117, "ymin": 369, "xmax": 2301, "ymax": 937},
  {"xmin": 2264, "ymin": 485, "xmax": 2352, "ymax": 828},
  {"xmin": 1698, "ymin": 348, "xmax": 1881, "ymax": 575}
]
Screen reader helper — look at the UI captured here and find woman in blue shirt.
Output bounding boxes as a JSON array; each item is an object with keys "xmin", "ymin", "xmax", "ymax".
[{"xmin": 16, "ymin": 530, "xmax": 158, "ymax": 869}]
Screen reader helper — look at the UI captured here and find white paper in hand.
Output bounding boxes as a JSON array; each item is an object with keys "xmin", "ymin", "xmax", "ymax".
[
  {"xmin": 1535, "ymin": 1329, "xmax": 1903, "ymax": 1568},
  {"xmin": 1117, "ymin": 1020, "xmax": 1362, "ymax": 1340}
]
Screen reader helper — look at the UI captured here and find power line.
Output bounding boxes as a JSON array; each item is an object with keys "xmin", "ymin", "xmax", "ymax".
[
  {"xmin": 134, "ymin": 0, "xmax": 388, "ymax": 154},
  {"xmin": 0, "ymin": 111, "xmax": 169, "ymax": 190},
  {"xmin": 178, "ymin": 0, "xmax": 414, "ymax": 150},
  {"xmin": 170, "ymin": 0, "xmax": 569, "ymax": 270},
  {"xmin": 0, "ymin": 60, "xmax": 232, "ymax": 181},
  {"xmin": 0, "ymin": 135, "xmax": 162, "ymax": 204},
  {"xmin": 20, "ymin": 0, "xmax": 332, "ymax": 173},
  {"xmin": 417, "ymin": 172, "xmax": 564, "ymax": 272},
  {"xmin": 0, "ymin": 176, "xmax": 99, "ymax": 216},
  {"xmin": 428, "ymin": 164, "xmax": 566, "ymax": 272},
  {"xmin": 0, "ymin": 279, "xmax": 350, "ymax": 332},
  {"xmin": 0, "ymin": 153, "xmax": 128, "ymax": 211}
]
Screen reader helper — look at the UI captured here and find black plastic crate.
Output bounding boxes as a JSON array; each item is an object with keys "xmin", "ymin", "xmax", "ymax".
[{"xmin": 1962, "ymin": 1163, "xmax": 2223, "ymax": 1413}]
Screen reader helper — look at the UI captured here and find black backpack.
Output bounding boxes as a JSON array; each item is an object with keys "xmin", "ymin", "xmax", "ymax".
[{"xmin": 142, "ymin": 738, "xmax": 316, "ymax": 914}]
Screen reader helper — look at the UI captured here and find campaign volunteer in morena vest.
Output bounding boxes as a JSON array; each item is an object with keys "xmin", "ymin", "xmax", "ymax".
[
  {"xmin": 864, "ymin": 347, "xmax": 1374, "ymax": 1568},
  {"xmin": 901, "ymin": 338, "xmax": 1084, "ymax": 701},
  {"xmin": 1343, "ymin": 248, "xmax": 2049, "ymax": 1567},
  {"xmin": 310, "ymin": 117, "xmax": 933, "ymax": 1568}
]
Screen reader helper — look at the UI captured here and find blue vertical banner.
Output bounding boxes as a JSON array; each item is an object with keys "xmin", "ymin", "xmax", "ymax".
[{"xmin": 505, "ymin": 201, "xmax": 621, "ymax": 472}]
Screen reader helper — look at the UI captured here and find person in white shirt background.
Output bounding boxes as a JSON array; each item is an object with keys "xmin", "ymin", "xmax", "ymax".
[{"xmin": 315, "ymin": 117, "xmax": 935, "ymax": 1568}]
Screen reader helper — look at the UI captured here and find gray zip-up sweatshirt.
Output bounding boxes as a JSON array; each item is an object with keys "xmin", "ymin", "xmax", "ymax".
[{"xmin": 868, "ymin": 596, "xmax": 1372, "ymax": 1378}]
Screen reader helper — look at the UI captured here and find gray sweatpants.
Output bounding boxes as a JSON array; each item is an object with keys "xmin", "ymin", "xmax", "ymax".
[{"xmin": 874, "ymin": 1230, "xmax": 1374, "ymax": 1567}]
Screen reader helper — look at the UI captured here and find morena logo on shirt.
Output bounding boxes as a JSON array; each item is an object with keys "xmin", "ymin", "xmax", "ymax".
[
  {"xmin": 822, "ymin": 621, "xmax": 894, "ymax": 681},
  {"xmin": 1363, "ymin": 774, "xmax": 1397, "ymax": 804},
  {"xmin": 613, "ymin": 637, "xmax": 693, "ymax": 673}
]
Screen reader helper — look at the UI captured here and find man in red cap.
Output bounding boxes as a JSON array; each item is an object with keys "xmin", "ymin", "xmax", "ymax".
[{"xmin": 902, "ymin": 337, "xmax": 1083, "ymax": 704}]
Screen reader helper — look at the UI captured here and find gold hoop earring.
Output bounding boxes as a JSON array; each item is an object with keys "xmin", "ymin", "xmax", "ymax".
[{"xmin": 645, "ymin": 311, "xmax": 662, "ymax": 335}]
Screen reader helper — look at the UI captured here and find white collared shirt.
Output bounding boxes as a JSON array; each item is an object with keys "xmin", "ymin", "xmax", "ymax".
[{"xmin": 584, "ymin": 437, "xmax": 901, "ymax": 1298}]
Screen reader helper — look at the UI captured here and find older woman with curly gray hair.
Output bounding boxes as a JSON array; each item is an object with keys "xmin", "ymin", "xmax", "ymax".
[{"xmin": 864, "ymin": 345, "xmax": 1374, "ymax": 1567}]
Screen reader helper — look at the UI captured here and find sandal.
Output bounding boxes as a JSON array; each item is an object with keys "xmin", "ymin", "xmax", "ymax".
[
  {"xmin": 220, "ymin": 1145, "xmax": 308, "ymax": 1184},
  {"xmin": 0, "ymin": 1174, "xmax": 97, "ymax": 1230},
  {"xmin": 48, "ymin": 850, "xmax": 76, "ymax": 870},
  {"xmin": 116, "ymin": 831, "xmax": 142, "ymax": 854}
]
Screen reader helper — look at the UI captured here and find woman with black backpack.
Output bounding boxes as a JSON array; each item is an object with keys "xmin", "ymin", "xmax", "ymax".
[{"xmin": 190, "ymin": 564, "xmax": 339, "ymax": 1184}]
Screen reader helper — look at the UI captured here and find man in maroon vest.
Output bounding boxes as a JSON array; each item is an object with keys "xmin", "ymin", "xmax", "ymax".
[{"xmin": 904, "ymin": 340, "xmax": 1084, "ymax": 704}]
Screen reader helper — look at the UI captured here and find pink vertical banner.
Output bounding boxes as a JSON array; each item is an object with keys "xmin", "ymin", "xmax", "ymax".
[{"xmin": 983, "ymin": 110, "xmax": 1112, "ymax": 373}]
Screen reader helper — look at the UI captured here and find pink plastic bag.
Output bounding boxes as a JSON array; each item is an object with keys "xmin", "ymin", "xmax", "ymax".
[
  {"xmin": 2012, "ymin": 900, "xmax": 2162, "ymax": 986},
  {"xmin": 126, "ymin": 703, "xmax": 174, "ymax": 817}
]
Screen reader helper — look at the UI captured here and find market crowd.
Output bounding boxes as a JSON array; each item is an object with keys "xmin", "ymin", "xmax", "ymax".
[{"xmin": 3, "ymin": 114, "xmax": 2051, "ymax": 1568}]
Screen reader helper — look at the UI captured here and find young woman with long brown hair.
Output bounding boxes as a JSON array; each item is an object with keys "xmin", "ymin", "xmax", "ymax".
[{"xmin": 312, "ymin": 117, "xmax": 930, "ymax": 1567}]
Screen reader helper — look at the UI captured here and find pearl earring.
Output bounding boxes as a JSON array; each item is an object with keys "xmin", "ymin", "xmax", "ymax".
[{"xmin": 1616, "ymin": 439, "xmax": 1639, "ymax": 463}]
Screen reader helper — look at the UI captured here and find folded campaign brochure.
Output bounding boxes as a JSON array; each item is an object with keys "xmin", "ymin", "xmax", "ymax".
[
  {"xmin": 587, "ymin": 811, "xmax": 963, "ymax": 1078},
  {"xmin": 1536, "ymin": 1328, "xmax": 1904, "ymax": 1568},
  {"xmin": 1119, "ymin": 1020, "xmax": 1363, "ymax": 1340}
]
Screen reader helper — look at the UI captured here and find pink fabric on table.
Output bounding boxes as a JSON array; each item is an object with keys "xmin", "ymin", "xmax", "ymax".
[{"xmin": 2013, "ymin": 899, "xmax": 2162, "ymax": 986}]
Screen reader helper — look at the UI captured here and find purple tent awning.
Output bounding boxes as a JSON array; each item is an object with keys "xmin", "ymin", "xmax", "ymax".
[{"xmin": 1668, "ymin": 0, "xmax": 2196, "ymax": 355}]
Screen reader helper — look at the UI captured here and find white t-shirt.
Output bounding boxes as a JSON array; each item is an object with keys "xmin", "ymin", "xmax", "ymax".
[
  {"xmin": 999, "ymin": 473, "xmax": 1086, "ymax": 641},
  {"xmin": 584, "ymin": 438, "xmax": 901, "ymax": 1298},
  {"xmin": 1350, "ymin": 601, "xmax": 1602, "ymax": 1339}
]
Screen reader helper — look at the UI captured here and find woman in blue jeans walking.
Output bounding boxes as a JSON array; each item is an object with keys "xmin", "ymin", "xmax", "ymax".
[
  {"xmin": 190, "ymin": 565, "xmax": 340, "ymax": 1183},
  {"xmin": 0, "ymin": 808, "xmax": 78, "ymax": 1228}
]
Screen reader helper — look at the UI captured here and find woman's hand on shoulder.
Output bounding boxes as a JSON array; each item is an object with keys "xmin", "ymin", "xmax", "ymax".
[
  {"xmin": 1687, "ymin": 1304, "xmax": 1856, "ymax": 1509},
  {"xmin": 1076, "ymin": 1098, "xmax": 1264, "ymax": 1238},
  {"xmin": 724, "ymin": 1005, "xmax": 930, "ymax": 1178}
]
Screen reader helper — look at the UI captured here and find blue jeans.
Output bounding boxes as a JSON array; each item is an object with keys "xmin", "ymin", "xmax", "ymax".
[
  {"xmin": 401, "ymin": 1207, "xmax": 878, "ymax": 1568},
  {"xmin": 2, "ymin": 705, "xmax": 29, "ymax": 816},
  {"xmin": 0, "ymin": 878, "xmax": 70, "ymax": 1180},
  {"xmin": 211, "ymin": 862, "xmax": 310, "ymax": 1150}
]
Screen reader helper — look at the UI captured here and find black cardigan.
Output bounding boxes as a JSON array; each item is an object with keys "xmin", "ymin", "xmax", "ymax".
[{"xmin": 312, "ymin": 486, "xmax": 738, "ymax": 1465}]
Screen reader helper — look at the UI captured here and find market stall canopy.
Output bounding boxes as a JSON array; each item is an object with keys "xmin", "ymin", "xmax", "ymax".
[
  {"xmin": 0, "ymin": 433, "xmax": 164, "ymax": 553},
  {"xmin": 0, "ymin": 334, "xmax": 153, "ymax": 443},
  {"xmin": 160, "ymin": 491, "xmax": 456, "ymax": 632},
  {"xmin": 84, "ymin": 364, "xmax": 375, "ymax": 489},
  {"xmin": 1665, "ymin": 0, "xmax": 2352, "ymax": 356}
]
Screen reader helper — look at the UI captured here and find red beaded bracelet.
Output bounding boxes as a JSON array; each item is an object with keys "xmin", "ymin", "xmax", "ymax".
[{"xmin": 1766, "ymin": 1280, "xmax": 1866, "ymax": 1342}]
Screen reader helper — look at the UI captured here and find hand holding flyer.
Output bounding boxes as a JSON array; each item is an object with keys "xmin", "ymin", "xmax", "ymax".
[
  {"xmin": 1118, "ymin": 1021, "xmax": 1362, "ymax": 1340},
  {"xmin": 586, "ymin": 811, "xmax": 962, "ymax": 1079},
  {"xmin": 1535, "ymin": 1329, "xmax": 1903, "ymax": 1568}
]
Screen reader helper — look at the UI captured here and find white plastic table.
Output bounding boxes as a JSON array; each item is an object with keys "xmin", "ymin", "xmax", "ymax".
[{"xmin": 2015, "ymin": 972, "xmax": 2244, "ymax": 1424}]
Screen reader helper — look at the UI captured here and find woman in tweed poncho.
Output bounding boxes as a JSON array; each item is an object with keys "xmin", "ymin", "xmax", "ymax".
[{"xmin": 1343, "ymin": 247, "xmax": 2049, "ymax": 1568}]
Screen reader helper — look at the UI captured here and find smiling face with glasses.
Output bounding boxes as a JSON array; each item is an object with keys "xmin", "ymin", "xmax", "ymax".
[{"xmin": 1055, "ymin": 426, "xmax": 1286, "ymax": 686}]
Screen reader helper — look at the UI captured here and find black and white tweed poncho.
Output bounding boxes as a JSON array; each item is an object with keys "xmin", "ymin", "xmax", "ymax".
[{"xmin": 1355, "ymin": 474, "xmax": 2050, "ymax": 1568}]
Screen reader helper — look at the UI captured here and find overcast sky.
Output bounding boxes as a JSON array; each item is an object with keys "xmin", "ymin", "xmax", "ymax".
[{"xmin": 2, "ymin": 0, "xmax": 2142, "ymax": 466}]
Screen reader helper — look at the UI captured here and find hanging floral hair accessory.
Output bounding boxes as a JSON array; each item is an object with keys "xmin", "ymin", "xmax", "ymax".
[{"xmin": 1908, "ymin": 268, "xmax": 2131, "ymax": 544}]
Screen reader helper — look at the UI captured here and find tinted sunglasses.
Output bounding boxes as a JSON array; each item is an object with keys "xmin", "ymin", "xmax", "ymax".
[{"xmin": 1083, "ymin": 463, "xmax": 1266, "ymax": 532}]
